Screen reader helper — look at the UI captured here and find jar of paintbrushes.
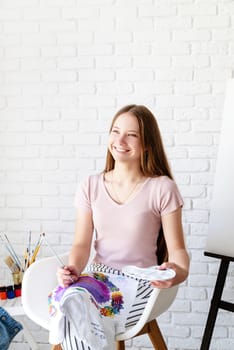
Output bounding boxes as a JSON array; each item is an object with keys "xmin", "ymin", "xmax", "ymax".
[
  {"xmin": 3, "ymin": 254, "xmax": 23, "ymax": 299},
  {"xmin": 0, "ymin": 232, "xmax": 44, "ymax": 299}
]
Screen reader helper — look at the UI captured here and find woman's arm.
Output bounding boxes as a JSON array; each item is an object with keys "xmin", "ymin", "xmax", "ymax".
[
  {"xmin": 57, "ymin": 209, "xmax": 94, "ymax": 287},
  {"xmin": 151, "ymin": 207, "xmax": 190, "ymax": 289}
]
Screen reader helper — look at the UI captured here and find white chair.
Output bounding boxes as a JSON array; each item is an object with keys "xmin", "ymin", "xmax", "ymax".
[{"xmin": 22, "ymin": 253, "xmax": 179, "ymax": 350}]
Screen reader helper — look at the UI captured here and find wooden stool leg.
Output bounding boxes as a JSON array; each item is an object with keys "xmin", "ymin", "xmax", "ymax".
[
  {"xmin": 116, "ymin": 340, "xmax": 125, "ymax": 350},
  {"xmin": 148, "ymin": 320, "xmax": 167, "ymax": 350},
  {"xmin": 51, "ymin": 345, "xmax": 63, "ymax": 350}
]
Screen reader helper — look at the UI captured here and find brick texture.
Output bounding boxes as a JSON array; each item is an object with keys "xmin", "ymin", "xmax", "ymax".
[{"xmin": 0, "ymin": 1, "xmax": 234, "ymax": 349}]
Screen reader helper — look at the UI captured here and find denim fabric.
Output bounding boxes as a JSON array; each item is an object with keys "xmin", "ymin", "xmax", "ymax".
[{"xmin": 0, "ymin": 307, "xmax": 23, "ymax": 350}]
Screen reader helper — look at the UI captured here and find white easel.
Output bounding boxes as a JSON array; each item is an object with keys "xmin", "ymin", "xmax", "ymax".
[{"xmin": 200, "ymin": 80, "xmax": 234, "ymax": 349}]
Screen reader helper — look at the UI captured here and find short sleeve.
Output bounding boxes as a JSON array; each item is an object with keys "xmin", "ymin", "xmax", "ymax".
[
  {"xmin": 74, "ymin": 177, "xmax": 92, "ymax": 212},
  {"xmin": 159, "ymin": 177, "xmax": 184, "ymax": 216}
]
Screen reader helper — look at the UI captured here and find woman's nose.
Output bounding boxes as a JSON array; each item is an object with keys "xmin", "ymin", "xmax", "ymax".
[{"xmin": 117, "ymin": 133, "xmax": 126, "ymax": 143}]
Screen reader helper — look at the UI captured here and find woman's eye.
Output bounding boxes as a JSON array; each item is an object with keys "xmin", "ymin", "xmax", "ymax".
[
  {"xmin": 111, "ymin": 129, "xmax": 119, "ymax": 134},
  {"xmin": 128, "ymin": 133, "xmax": 137, "ymax": 137}
]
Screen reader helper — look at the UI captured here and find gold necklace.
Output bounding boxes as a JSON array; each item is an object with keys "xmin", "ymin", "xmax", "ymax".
[{"xmin": 111, "ymin": 172, "xmax": 143, "ymax": 204}]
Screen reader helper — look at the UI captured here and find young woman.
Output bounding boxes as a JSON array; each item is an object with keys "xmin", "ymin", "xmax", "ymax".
[{"xmin": 49, "ymin": 105, "xmax": 189, "ymax": 350}]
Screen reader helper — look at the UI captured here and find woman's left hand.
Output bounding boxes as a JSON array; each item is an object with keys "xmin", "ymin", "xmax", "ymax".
[{"xmin": 150, "ymin": 262, "xmax": 187, "ymax": 289}]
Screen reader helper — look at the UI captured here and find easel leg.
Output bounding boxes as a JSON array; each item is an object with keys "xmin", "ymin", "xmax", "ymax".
[{"xmin": 200, "ymin": 259, "xmax": 230, "ymax": 350}]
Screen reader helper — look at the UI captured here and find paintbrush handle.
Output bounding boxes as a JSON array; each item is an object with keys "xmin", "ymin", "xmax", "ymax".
[
  {"xmin": 42, "ymin": 234, "xmax": 65, "ymax": 267},
  {"xmin": 29, "ymin": 242, "xmax": 42, "ymax": 265},
  {"xmin": 4, "ymin": 235, "xmax": 22, "ymax": 270},
  {"xmin": 42, "ymin": 234, "xmax": 74, "ymax": 283}
]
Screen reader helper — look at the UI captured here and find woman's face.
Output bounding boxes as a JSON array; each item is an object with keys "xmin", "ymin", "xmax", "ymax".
[{"xmin": 108, "ymin": 112, "xmax": 142, "ymax": 165}]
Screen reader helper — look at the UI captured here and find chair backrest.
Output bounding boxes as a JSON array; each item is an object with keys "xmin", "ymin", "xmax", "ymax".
[
  {"xmin": 22, "ymin": 253, "xmax": 69, "ymax": 330},
  {"xmin": 22, "ymin": 239, "xmax": 95, "ymax": 330}
]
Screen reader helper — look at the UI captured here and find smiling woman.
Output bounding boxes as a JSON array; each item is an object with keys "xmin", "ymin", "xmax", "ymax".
[{"xmin": 49, "ymin": 104, "xmax": 189, "ymax": 350}]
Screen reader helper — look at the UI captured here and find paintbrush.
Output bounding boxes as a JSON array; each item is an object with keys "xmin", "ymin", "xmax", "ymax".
[
  {"xmin": 4, "ymin": 256, "xmax": 20, "ymax": 273},
  {"xmin": 42, "ymin": 233, "xmax": 65, "ymax": 267},
  {"xmin": 42, "ymin": 233, "xmax": 74, "ymax": 283},
  {"xmin": 29, "ymin": 233, "xmax": 44, "ymax": 265},
  {"xmin": 3, "ymin": 234, "xmax": 23, "ymax": 271},
  {"xmin": 28, "ymin": 230, "xmax": 32, "ymax": 261}
]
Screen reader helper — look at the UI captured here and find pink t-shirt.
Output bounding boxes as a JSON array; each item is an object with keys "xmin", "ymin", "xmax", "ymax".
[{"xmin": 74, "ymin": 173, "xmax": 183, "ymax": 270}]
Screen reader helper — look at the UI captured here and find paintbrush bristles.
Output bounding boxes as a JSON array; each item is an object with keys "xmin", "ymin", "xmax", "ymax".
[{"xmin": 4, "ymin": 256, "xmax": 20, "ymax": 273}]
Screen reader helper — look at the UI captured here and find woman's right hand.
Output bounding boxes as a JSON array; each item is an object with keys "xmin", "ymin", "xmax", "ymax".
[{"xmin": 56, "ymin": 265, "xmax": 79, "ymax": 288}]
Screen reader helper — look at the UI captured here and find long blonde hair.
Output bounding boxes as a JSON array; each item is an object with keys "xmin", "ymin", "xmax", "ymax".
[{"xmin": 104, "ymin": 104, "xmax": 172, "ymax": 262}]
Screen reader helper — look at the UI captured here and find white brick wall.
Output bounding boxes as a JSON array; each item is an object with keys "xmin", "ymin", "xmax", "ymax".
[{"xmin": 0, "ymin": 0, "xmax": 234, "ymax": 349}]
